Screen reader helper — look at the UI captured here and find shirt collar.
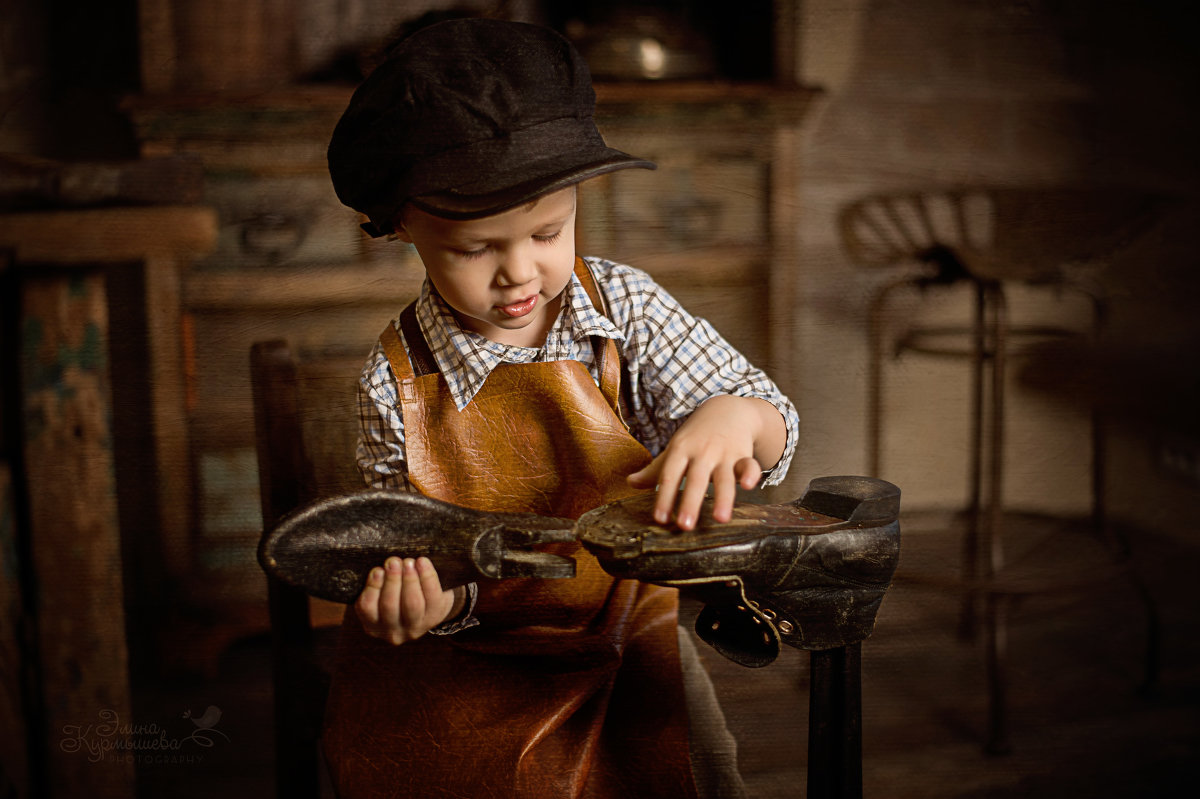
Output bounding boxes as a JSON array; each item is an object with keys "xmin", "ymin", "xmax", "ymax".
[{"xmin": 413, "ymin": 267, "xmax": 624, "ymax": 410}]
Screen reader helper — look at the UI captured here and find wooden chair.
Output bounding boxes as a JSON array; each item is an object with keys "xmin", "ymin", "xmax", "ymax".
[
  {"xmin": 251, "ymin": 339, "xmax": 365, "ymax": 799},
  {"xmin": 251, "ymin": 337, "xmax": 876, "ymax": 799}
]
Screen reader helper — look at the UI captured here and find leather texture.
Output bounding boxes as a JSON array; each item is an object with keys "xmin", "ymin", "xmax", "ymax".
[{"xmin": 321, "ymin": 259, "xmax": 698, "ymax": 799}]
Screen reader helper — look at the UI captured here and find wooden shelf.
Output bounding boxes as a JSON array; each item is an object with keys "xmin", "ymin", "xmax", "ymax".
[
  {"xmin": 184, "ymin": 259, "xmax": 423, "ymax": 309},
  {"xmin": 596, "ymin": 80, "xmax": 820, "ymax": 122},
  {"xmin": 0, "ymin": 205, "xmax": 217, "ymax": 264},
  {"xmin": 127, "ymin": 80, "xmax": 818, "ymax": 109},
  {"xmin": 616, "ymin": 244, "xmax": 771, "ymax": 283},
  {"xmin": 125, "ymin": 81, "xmax": 820, "ymax": 144}
]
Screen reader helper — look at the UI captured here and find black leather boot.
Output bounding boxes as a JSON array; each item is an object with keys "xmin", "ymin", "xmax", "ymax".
[{"xmin": 577, "ymin": 476, "xmax": 901, "ymax": 667}]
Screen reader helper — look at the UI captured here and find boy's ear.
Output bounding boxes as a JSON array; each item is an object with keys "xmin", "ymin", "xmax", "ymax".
[
  {"xmin": 389, "ymin": 206, "xmax": 416, "ymax": 243},
  {"xmin": 390, "ymin": 212, "xmax": 415, "ymax": 243}
]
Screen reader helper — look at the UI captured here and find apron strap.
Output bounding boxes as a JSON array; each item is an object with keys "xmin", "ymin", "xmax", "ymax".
[
  {"xmin": 377, "ymin": 301, "xmax": 433, "ymax": 384},
  {"xmin": 573, "ymin": 258, "xmax": 637, "ymax": 427},
  {"xmin": 399, "ymin": 302, "xmax": 438, "ymax": 376},
  {"xmin": 572, "ymin": 258, "xmax": 624, "ymax": 415}
]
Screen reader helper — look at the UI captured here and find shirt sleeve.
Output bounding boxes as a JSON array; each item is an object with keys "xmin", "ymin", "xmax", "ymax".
[
  {"xmin": 356, "ymin": 338, "xmax": 414, "ymax": 491},
  {"xmin": 593, "ymin": 258, "xmax": 800, "ymax": 486}
]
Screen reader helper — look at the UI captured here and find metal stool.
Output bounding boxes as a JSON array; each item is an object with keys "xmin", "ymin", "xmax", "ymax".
[{"xmin": 838, "ymin": 187, "xmax": 1162, "ymax": 753}]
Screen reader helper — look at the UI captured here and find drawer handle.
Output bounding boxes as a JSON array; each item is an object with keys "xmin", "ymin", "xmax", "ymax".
[{"xmin": 239, "ymin": 212, "xmax": 307, "ymax": 262}]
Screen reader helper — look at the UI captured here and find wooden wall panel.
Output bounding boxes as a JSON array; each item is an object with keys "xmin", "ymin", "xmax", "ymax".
[{"xmin": 20, "ymin": 273, "xmax": 135, "ymax": 799}]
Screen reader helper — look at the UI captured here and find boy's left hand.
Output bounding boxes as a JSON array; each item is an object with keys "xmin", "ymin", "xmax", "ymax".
[{"xmin": 627, "ymin": 394, "xmax": 786, "ymax": 531}]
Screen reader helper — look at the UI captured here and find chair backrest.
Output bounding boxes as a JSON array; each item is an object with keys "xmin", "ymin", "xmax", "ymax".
[
  {"xmin": 251, "ymin": 338, "xmax": 365, "ymax": 799},
  {"xmin": 253, "ymin": 339, "xmax": 364, "ymax": 513}
]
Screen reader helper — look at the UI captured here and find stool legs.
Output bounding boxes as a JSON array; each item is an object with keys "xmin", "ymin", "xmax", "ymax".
[
  {"xmin": 807, "ymin": 644, "xmax": 863, "ymax": 799},
  {"xmin": 868, "ymin": 274, "xmax": 1165, "ymax": 753},
  {"xmin": 983, "ymin": 593, "xmax": 1011, "ymax": 755},
  {"xmin": 959, "ymin": 281, "xmax": 988, "ymax": 639},
  {"xmin": 981, "ymin": 283, "xmax": 1011, "ymax": 754}
]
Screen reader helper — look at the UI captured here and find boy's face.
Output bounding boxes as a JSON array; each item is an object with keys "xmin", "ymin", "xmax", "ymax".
[{"xmin": 396, "ymin": 187, "xmax": 578, "ymax": 348}]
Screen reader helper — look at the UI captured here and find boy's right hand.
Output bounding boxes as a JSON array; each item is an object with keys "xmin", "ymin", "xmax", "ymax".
[{"xmin": 355, "ymin": 556, "xmax": 458, "ymax": 645}]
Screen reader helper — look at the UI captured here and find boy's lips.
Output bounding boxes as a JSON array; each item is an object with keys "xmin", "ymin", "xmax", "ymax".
[{"xmin": 498, "ymin": 295, "xmax": 538, "ymax": 318}]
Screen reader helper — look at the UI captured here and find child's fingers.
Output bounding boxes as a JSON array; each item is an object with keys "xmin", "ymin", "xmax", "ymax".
[
  {"xmin": 626, "ymin": 458, "xmax": 660, "ymax": 489},
  {"xmin": 709, "ymin": 464, "xmax": 738, "ymax": 524},
  {"xmin": 734, "ymin": 456, "xmax": 763, "ymax": 490},
  {"xmin": 398, "ymin": 558, "xmax": 426, "ymax": 630},
  {"xmin": 650, "ymin": 455, "xmax": 689, "ymax": 525},
  {"xmin": 415, "ymin": 557, "xmax": 447, "ymax": 622},
  {"xmin": 377, "ymin": 556, "xmax": 405, "ymax": 631},
  {"xmin": 356, "ymin": 556, "xmax": 453, "ymax": 644},
  {"xmin": 673, "ymin": 459, "xmax": 715, "ymax": 530},
  {"xmin": 354, "ymin": 566, "xmax": 385, "ymax": 626}
]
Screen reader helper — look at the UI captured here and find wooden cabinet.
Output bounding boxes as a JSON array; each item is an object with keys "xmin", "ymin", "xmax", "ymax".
[
  {"xmin": 127, "ymin": 89, "xmax": 426, "ymax": 627},
  {"xmin": 586, "ymin": 82, "xmax": 814, "ymax": 370}
]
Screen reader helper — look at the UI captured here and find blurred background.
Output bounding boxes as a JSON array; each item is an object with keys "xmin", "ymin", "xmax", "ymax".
[{"xmin": 2, "ymin": 1, "xmax": 1197, "ymax": 797}]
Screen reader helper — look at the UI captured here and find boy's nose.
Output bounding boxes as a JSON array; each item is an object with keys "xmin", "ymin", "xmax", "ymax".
[{"xmin": 495, "ymin": 250, "xmax": 537, "ymax": 286}]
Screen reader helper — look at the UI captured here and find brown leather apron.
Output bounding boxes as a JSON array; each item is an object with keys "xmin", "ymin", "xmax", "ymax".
[{"xmin": 322, "ymin": 259, "xmax": 698, "ymax": 799}]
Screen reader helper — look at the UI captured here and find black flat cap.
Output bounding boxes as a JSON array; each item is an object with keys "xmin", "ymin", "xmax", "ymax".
[{"xmin": 328, "ymin": 18, "xmax": 655, "ymax": 236}]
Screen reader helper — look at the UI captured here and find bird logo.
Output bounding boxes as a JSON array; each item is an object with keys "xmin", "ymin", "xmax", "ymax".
[
  {"xmin": 182, "ymin": 705, "xmax": 229, "ymax": 746},
  {"xmin": 183, "ymin": 705, "xmax": 222, "ymax": 729}
]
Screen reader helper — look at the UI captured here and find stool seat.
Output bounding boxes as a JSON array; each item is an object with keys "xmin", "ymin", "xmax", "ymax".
[{"xmin": 895, "ymin": 324, "xmax": 1076, "ymax": 359}]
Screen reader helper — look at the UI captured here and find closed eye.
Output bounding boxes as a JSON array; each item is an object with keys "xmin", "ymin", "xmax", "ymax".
[
  {"xmin": 454, "ymin": 246, "xmax": 489, "ymax": 260},
  {"xmin": 534, "ymin": 230, "xmax": 562, "ymax": 244}
]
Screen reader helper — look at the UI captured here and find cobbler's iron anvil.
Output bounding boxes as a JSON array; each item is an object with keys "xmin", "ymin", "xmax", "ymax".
[{"xmin": 259, "ymin": 476, "xmax": 901, "ymax": 666}]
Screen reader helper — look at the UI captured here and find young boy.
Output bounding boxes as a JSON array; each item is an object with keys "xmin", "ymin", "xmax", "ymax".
[{"xmin": 322, "ymin": 17, "xmax": 798, "ymax": 799}]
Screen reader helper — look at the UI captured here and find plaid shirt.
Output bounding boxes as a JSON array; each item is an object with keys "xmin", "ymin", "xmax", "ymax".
[{"xmin": 357, "ymin": 256, "xmax": 798, "ymax": 492}]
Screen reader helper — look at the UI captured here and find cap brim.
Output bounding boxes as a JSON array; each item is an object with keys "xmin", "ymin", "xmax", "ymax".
[{"xmin": 408, "ymin": 150, "xmax": 656, "ymax": 221}]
